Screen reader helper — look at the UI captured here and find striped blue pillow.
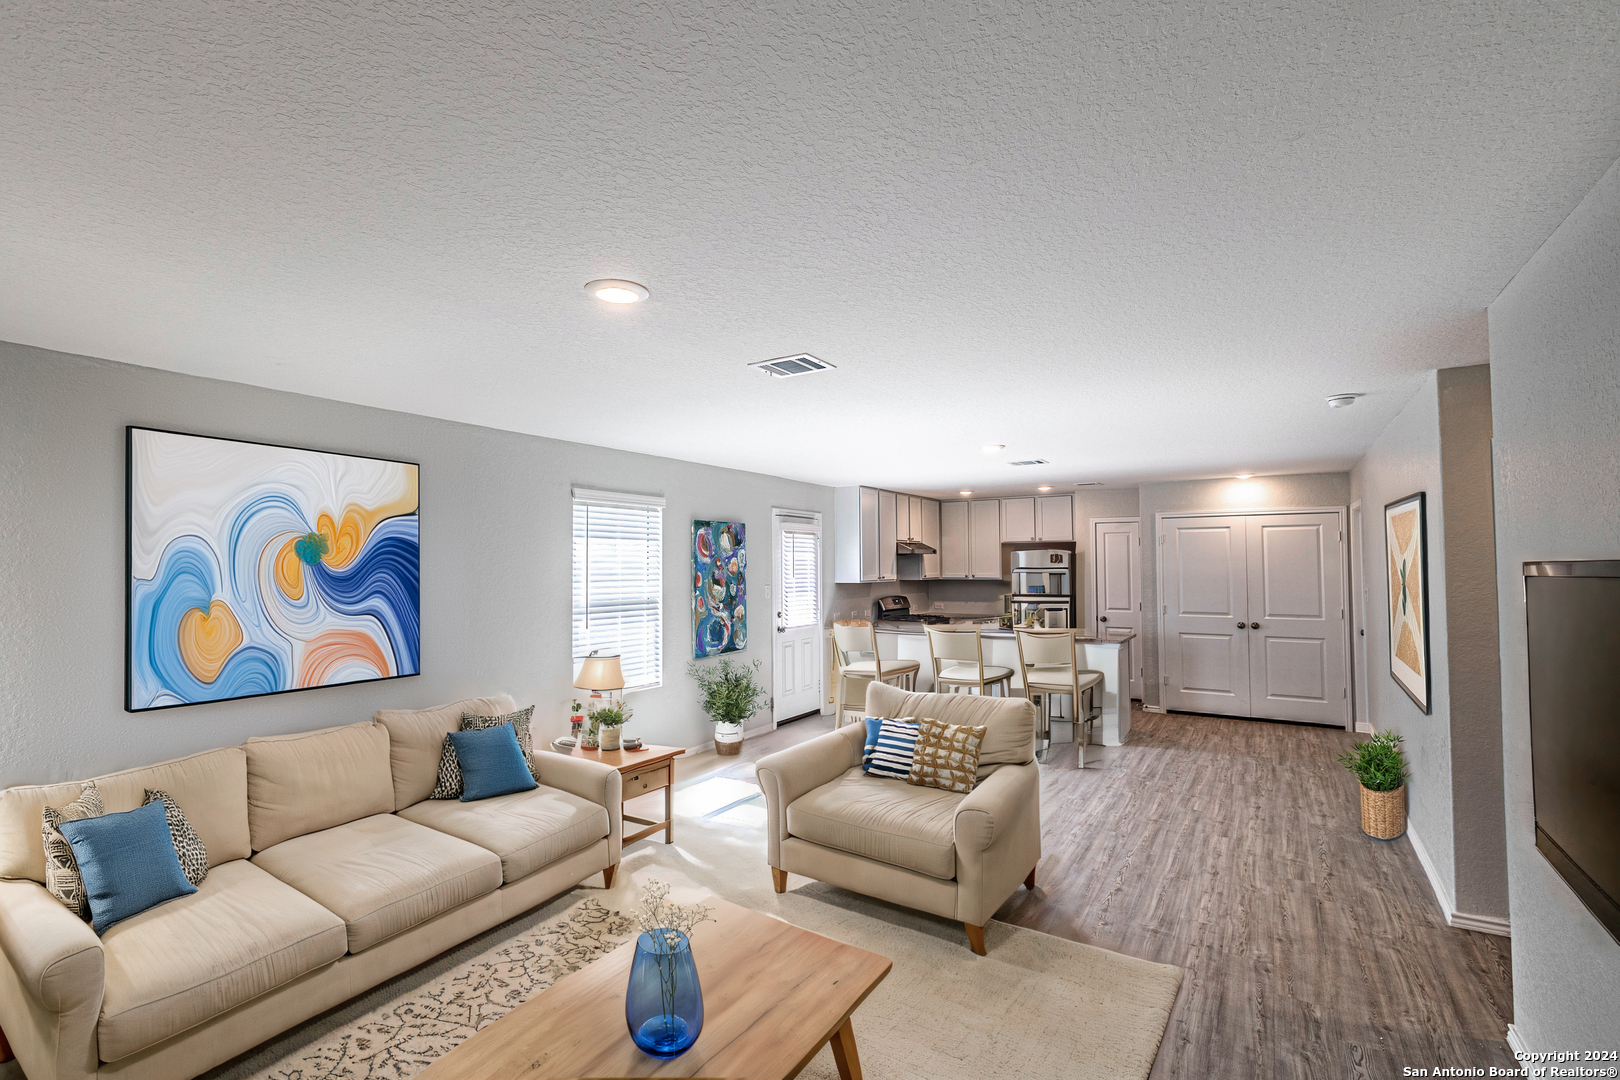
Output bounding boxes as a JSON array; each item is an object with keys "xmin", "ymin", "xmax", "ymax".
[{"xmin": 862, "ymin": 717, "xmax": 921, "ymax": 780}]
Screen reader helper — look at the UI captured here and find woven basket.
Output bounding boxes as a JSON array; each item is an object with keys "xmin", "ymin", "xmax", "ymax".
[{"xmin": 1360, "ymin": 784, "xmax": 1406, "ymax": 840}]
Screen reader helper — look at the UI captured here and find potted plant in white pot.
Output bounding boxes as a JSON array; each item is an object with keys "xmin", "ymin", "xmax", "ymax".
[
  {"xmin": 1337, "ymin": 730, "xmax": 1409, "ymax": 839},
  {"xmin": 591, "ymin": 702, "xmax": 631, "ymax": 751},
  {"xmin": 687, "ymin": 657, "xmax": 767, "ymax": 755}
]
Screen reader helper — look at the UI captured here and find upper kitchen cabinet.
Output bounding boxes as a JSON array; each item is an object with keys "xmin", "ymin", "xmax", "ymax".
[
  {"xmin": 939, "ymin": 500, "xmax": 969, "ymax": 578},
  {"xmin": 918, "ymin": 498, "xmax": 941, "ymax": 578},
  {"xmin": 835, "ymin": 485, "xmax": 898, "ymax": 582},
  {"xmin": 1002, "ymin": 495, "xmax": 1074, "ymax": 542},
  {"xmin": 969, "ymin": 500, "xmax": 1002, "ymax": 578}
]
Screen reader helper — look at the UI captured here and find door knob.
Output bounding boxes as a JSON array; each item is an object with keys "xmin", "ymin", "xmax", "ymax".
[
  {"xmin": 1236, "ymin": 622, "xmax": 1247, "ymax": 629},
  {"xmin": 1250, "ymin": 622, "xmax": 1261, "ymax": 630},
  {"xmin": 1099, "ymin": 616, "xmax": 1108, "ymax": 623}
]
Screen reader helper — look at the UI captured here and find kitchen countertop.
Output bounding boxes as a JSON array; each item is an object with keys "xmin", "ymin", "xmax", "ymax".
[{"xmin": 872, "ymin": 622, "xmax": 1136, "ymax": 643}]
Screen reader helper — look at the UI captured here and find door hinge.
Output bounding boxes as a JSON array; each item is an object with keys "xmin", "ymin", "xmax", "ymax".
[
  {"xmin": 1160, "ymin": 535, "xmax": 1165, "ymax": 545},
  {"xmin": 1162, "ymin": 675, "xmax": 1169, "ymax": 685},
  {"xmin": 1343, "ymin": 687, "xmax": 1347, "ymax": 699},
  {"xmin": 1163, "ymin": 605, "xmax": 1168, "ymax": 614}
]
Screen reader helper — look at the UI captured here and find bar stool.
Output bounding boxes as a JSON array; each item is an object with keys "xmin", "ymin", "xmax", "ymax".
[
  {"xmin": 1013, "ymin": 628, "xmax": 1104, "ymax": 766},
  {"xmin": 831, "ymin": 620, "xmax": 920, "ymax": 728},
  {"xmin": 925, "ymin": 625, "xmax": 1015, "ymax": 698}
]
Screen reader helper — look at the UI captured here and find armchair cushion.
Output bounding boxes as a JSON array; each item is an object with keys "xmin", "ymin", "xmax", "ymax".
[
  {"xmin": 860, "ymin": 717, "xmax": 920, "ymax": 780},
  {"xmin": 786, "ymin": 767, "xmax": 962, "ymax": 880},
  {"xmin": 867, "ymin": 681, "xmax": 1037, "ymax": 766},
  {"xmin": 908, "ymin": 718, "xmax": 986, "ymax": 794}
]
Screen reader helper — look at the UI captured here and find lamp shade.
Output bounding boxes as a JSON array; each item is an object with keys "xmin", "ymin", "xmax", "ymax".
[{"xmin": 574, "ymin": 654, "xmax": 625, "ymax": 691}]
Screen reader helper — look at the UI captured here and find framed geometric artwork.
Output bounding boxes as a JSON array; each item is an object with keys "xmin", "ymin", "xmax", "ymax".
[
  {"xmin": 692, "ymin": 520, "xmax": 746, "ymax": 658},
  {"xmin": 1384, "ymin": 491, "xmax": 1431, "ymax": 714},
  {"xmin": 127, "ymin": 427, "xmax": 420, "ymax": 711}
]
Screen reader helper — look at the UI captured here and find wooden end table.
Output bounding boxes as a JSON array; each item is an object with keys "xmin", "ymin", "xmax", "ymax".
[
  {"xmin": 567, "ymin": 743, "xmax": 686, "ymax": 846},
  {"xmin": 416, "ymin": 896, "xmax": 891, "ymax": 1079}
]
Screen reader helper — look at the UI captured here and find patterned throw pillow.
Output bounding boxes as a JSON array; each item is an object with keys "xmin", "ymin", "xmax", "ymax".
[
  {"xmin": 908, "ymin": 717, "xmax": 988, "ymax": 794},
  {"xmin": 429, "ymin": 707, "xmax": 538, "ymax": 799},
  {"xmin": 143, "ymin": 789, "xmax": 209, "ymax": 886},
  {"xmin": 861, "ymin": 717, "xmax": 921, "ymax": 780},
  {"xmin": 42, "ymin": 781, "xmax": 105, "ymax": 921}
]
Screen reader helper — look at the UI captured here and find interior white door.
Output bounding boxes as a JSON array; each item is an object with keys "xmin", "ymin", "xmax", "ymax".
[
  {"xmin": 773, "ymin": 511, "xmax": 823, "ymax": 724},
  {"xmin": 1092, "ymin": 518, "xmax": 1143, "ymax": 699},
  {"xmin": 1162, "ymin": 517, "xmax": 1252, "ymax": 717},
  {"xmin": 1349, "ymin": 501, "xmax": 1369, "ymax": 731},
  {"xmin": 1245, "ymin": 513, "xmax": 1348, "ymax": 725}
]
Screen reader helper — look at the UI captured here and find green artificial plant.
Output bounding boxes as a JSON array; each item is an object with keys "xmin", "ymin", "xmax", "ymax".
[
  {"xmin": 591, "ymin": 702, "xmax": 631, "ymax": 728},
  {"xmin": 1336, "ymin": 730, "xmax": 1409, "ymax": 792},
  {"xmin": 686, "ymin": 656, "xmax": 767, "ymax": 726}
]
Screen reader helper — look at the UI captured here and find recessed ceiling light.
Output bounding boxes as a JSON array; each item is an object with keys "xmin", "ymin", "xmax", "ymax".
[
  {"xmin": 1037, "ymin": 486, "xmax": 1052, "ymax": 492},
  {"xmin": 981, "ymin": 444, "xmax": 1004, "ymax": 453},
  {"xmin": 1235, "ymin": 474, "xmax": 1253, "ymax": 480},
  {"xmin": 1326, "ymin": 393, "xmax": 1362, "ymax": 409},
  {"xmin": 959, "ymin": 490, "xmax": 973, "ymax": 497},
  {"xmin": 585, "ymin": 279, "xmax": 649, "ymax": 304}
]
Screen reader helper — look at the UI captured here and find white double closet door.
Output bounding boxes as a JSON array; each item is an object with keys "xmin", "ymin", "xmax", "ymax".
[{"xmin": 1161, "ymin": 510, "xmax": 1349, "ymax": 727}]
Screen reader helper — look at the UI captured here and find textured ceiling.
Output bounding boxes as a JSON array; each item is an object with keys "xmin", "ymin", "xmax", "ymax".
[{"xmin": 3, "ymin": 1, "xmax": 1618, "ymax": 496}]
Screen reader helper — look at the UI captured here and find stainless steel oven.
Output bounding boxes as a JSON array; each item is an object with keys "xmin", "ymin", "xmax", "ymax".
[
  {"xmin": 1009, "ymin": 599, "xmax": 1073, "ymax": 629},
  {"xmin": 1011, "ymin": 549, "xmax": 1072, "ymax": 597}
]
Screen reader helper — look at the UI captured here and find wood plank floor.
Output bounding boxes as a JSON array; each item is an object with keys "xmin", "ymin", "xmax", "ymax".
[{"xmin": 689, "ymin": 706, "xmax": 1515, "ymax": 1080}]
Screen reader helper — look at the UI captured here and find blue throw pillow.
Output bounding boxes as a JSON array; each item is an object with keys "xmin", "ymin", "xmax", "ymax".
[
  {"xmin": 862, "ymin": 717, "xmax": 922, "ymax": 780},
  {"xmin": 57, "ymin": 798, "xmax": 197, "ymax": 935},
  {"xmin": 449, "ymin": 724, "xmax": 539, "ymax": 801}
]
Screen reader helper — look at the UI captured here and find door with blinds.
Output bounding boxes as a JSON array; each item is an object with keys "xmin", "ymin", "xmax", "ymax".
[
  {"xmin": 773, "ymin": 509, "xmax": 823, "ymax": 724},
  {"xmin": 1160, "ymin": 510, "xmax": 1349, "ymax": 726}
]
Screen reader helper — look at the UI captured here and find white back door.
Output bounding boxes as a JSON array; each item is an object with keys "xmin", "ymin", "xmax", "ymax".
[
  {"xmin": 1162, "ymin": 516, "xmax": 1252, "ymax": 717},
  {"xmin": 1092, "ymin": 517, "xmax": 1143, "ymax": 699},
  {"xmin": 772, "ymin": 510, "xmax": 823, "ymax": 724},
  {"xmin": 1245, "ymin": 512, "xmax": 1348, "ymax": 726}
]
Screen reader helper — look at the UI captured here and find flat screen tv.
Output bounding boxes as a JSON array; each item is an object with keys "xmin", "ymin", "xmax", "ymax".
[{"xmin": 1524, "ymin": 560, "xmax": 1620, "ymax": 945}]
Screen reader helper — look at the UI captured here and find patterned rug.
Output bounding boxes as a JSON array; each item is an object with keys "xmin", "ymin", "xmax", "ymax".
[{"xmin": 233, "ymin": 900, "xmax": 635, "ymax": 1080}]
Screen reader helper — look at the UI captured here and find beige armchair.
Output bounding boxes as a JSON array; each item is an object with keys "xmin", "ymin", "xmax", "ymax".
[{"xmin": 755, "ymin": 681, "xmax": 1040, "ymax": 955}]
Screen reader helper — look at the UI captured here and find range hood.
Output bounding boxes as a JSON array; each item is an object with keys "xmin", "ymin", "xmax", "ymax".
[{"xmin": 896, "ymin": 539, "xmax": 937, "ymax": 555}]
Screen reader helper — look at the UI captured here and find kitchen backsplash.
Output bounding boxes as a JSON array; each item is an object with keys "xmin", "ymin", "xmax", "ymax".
[{"xmin": 828, "ymin": 579, "xmax": 1006, "ymax": 622}]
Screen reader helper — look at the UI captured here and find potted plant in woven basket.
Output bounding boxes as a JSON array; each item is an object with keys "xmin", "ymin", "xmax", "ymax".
[
  {"xmin": 1338, "ymin": 730, "xmax": 1409, "ymax": 839},
  {"xmin": 686, "ymin": 657, "xmax": 767, "ymax": 755}
]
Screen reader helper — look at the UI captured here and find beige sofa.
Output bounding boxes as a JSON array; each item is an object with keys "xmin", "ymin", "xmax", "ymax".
[
  {"xmin": 0, "ymin": 695, "xmax": 622, "ymax": 1080},
  {"xmin": 755, "ymin": 682, "xmax": 1040, "ymax": 955}
]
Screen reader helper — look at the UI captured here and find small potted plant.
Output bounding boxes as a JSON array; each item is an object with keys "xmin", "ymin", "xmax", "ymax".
[
  {"xmin": 591, "ymin": 702, "xmax": 631, "ymax": 751},
  {"xmin": 1338, "ymin": 730, "xmax": 1409, "ymax": 839},
  {"xmin": 686, "ymin": 656, "xmax": 766, "ymax": 755}
]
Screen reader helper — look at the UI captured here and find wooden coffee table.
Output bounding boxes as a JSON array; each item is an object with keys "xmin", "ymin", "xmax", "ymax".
[
  {"xmin": 568, "ymin": 743, "xmax": 686, "ymax": 846},
  {"xmin": 416, "ymin": 897, "xmax": 891, "ymax": 1079}
]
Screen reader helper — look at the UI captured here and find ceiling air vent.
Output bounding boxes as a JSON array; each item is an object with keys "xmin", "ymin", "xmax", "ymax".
[
  {"xmin": 1008, "ymin": 459, "xmax": 1050, "ymax": 467},
  {"xmin": 750, "ymin": 353, "xmax": 836, "ymax": 378},
  {"xmin": 1074, "ymin": 481, "xmax": 1104, "ymax": 487}
]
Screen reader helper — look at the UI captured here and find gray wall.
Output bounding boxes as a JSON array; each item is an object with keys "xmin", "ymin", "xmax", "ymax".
[
  {"xmin": 0, "ymin": 341, "xmax": 834, "ymax": 787},
  {"xmin": 1073, "ymin": 487, "xmax": 1143, "ymax": 636},
  {"xmin": 1138, "ymin": 473, "xmax": 1353, "ymax": 708},
  {"xmin": 1349, "ymin": 372, "xmax": 1458, "ymax": 910},
  {"xmin": 1488, "ymin": 155, "xmax": 1620, "ymax": 1049},
  {"xmin": 1436, "ymin": 365, "xmax": 1506, "ymax": 920}
]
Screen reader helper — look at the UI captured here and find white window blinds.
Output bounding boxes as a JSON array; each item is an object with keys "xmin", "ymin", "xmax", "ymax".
[
  {"xmin": 780, "ymin": 530, "xmax": 820, "ymax": 629},
  {"xmin": 572, "ymin": 492, "xmax": 663, "ymax": 690}
]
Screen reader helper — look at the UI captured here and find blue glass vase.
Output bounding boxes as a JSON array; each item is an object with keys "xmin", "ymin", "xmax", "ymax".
[{"xmin": 625, "ymin": 929, "xmax": 704, "ymax": 1057}]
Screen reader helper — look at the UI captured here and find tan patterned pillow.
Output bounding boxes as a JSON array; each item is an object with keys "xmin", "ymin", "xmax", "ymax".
[
  {"xmin": 42, "ymin": 781, "xmax": 105, "ymax": 921},
  {"xmin": 907, "ymin": 717, "xmax": 987, "ymax": 794}
]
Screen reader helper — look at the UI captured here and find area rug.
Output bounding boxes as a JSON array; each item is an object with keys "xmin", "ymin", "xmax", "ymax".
[{"xmin": 223, "ymin": 774, "xmax": 1182, "ymax": 1080}]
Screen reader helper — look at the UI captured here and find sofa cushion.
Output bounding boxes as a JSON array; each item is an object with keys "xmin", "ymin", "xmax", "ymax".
[
  {"xmin": 244, "ymin": 722, "xmax": 394, "ymax": 851},
  {"xmin": 143, "ymin": 789, "xmax": 209, "ymax": 886},
  {"xmin": 252, "ymin": 813, "xmax": 502, "ymax": 953},
  {"xmin": 97, "ymin": 859, "xmax": 347, "ymax": 1062},
  {"xmin": 449, "ymin": 725, "xmax": 538, "ymax": 801},
  {"xmin": 373, "ymin": 695, "xmax": 518, "ymax": 810},
  {"xmin": 908, "ymin": 718, "xmax": 987, "ymax": 794},
  {"xmin": 42, "ymin": 781, "xmax": 104, "ymax": 920},
  {"xmin": 59, "ymin": 799, "xmax": 197, "ymax": 935},
  {"xmin": 0, "ymin": 746, "xmax": 248, "ymax": 883},
  {"xmin": 866, "ymin": 681, "xmax": 1037, "ymax": 767},
  {"xmin": 398, "ymin": 785, "xmax": 610, "ymax": 884},
  {"xmin": 786, "ymin": 767, "xmax": 962, "ymax": 880}
]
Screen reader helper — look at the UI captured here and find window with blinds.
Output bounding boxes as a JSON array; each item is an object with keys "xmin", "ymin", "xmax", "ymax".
[
  {"xmin": 572, "ymin": 491, "xmax": 663, "ymax": 691},
  {"xmin": 780, "ymin": 530, "xmax": 820, "ymax": 629}
]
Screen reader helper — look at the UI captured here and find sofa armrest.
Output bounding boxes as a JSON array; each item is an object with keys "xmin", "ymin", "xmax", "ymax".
[
  {"xmin": 0, "ymin": 878, "xmax": 104, "ymax": 1080},
  {"xmin": 534, "ymin": 752, "xmax": 624, "ymax": 865},
  {"xmin": 755, "ymin": 724, "xmax": 866, "ymax": 869},
  {"xmin": 953, "ymin": 762, "xmax": 1042, "ymax": 928}
]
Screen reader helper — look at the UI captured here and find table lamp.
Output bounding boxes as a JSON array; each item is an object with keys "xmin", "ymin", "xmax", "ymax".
[{"xmin": 573, "ymin": 654, "xmax": 625, "ymax": 748}]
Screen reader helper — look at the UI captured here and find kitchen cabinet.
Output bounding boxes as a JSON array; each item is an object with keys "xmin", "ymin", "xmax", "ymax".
[
  {"xmin": 939, "ymin": 500, "xmax": 969, "ymax": 578},
  {"xmin": 969, "ymin": 499, "xmax": 1003, "ymax": 579},
  {"xmin": 878, "ymin": 490, "xmax": 898, "ymax": 581},
  {"xmin": 1001, "ymin": 498, "xmax": 1037, "ymax": 543},
  {"xmin": 919, "ymin": 498, "xmax": 941, "ymax": 578},
  {"xmin": 1036, "ymin": 496, "xmax": 1075, "ymax": 541}
]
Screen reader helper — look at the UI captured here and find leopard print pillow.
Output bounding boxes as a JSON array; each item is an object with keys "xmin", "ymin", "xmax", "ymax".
[
  {"xmin": 42, "ymin": 781, "xmax": 104, "ymax": 921},
  {"xmin": 429, "ymin": 707, "xmax": 539, "ymax": 799},
  {"xmin": 143, "ymin": 789, "xmax": 209, "ymax": 886}
]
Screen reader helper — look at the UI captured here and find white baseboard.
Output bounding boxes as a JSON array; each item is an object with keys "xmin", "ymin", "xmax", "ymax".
[
  {"xmin": 1141, "ymin": 704, "xmax": 1167, "ymax": 713},
  {"xmin": 1405, "ymin": 823, "xmax": 1511, "ymax": 937},
  {"xmin": 1355, "ymin": 721, "xmax": 1374, "ymax": 733},
  {"xmin": 1506, "ymin": 1024, "xmax": 1530, "ymax": 1057}
]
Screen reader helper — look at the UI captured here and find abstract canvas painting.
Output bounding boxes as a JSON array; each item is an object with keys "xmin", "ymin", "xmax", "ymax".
[
  {"xmin": 127, "ymin": 427, "xmax": 420, "ymax": 711},
  {"xmin": 1384, "ymin": 491, "xmax": 1430, "ymax": 714},
  {"xmin": 692, "ymin": 520, "xmax": 746, "ymax": 658}
]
